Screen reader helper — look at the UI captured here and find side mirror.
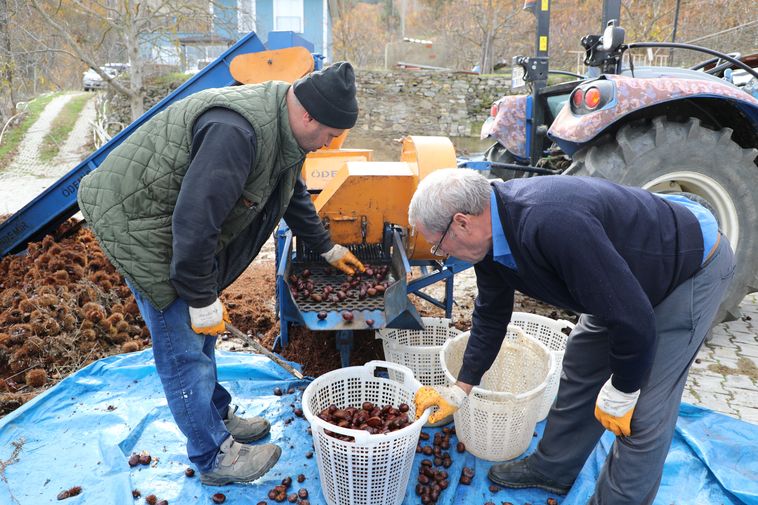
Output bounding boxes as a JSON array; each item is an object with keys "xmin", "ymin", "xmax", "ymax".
[{"xmin": 602, "ymin": 21, "xmax": 625, "ymax": 51}]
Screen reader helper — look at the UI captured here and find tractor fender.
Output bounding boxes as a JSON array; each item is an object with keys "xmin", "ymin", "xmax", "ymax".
[
  {"xmin": 480, "ymin": 94, "xmax": 528, "ymax": 159},
  {"xmin": 548, "ymin": 74, "xmax": 758, "ymax": 155}
]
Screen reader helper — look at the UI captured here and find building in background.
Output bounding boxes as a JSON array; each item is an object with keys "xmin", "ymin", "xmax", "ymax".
[{"xmin": 146, "ymin": 0, "xmax": 331, "ymax": 73}]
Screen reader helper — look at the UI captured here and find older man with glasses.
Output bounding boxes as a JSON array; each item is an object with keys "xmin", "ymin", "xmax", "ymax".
[{"xmin": 409, "ymin": 168, "xmax": 734, "ymax": 505}]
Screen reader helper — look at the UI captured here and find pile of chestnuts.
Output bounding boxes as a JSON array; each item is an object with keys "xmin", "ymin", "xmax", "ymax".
[
  {"xmin": 288, "ymin": 263, "xmax": 393, "ymax": 306},
  {"xmin": 264, "ymin": 475, "xmax": 310, "ymax": 504},
  {"xmin": 317, "ymin": 402, "xmax": 413, "ymax": 441}
]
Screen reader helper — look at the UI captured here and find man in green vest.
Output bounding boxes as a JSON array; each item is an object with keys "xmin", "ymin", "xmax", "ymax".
[{"xmin": 78, "ymin": 62, "xmax": 364, "ymax": 485}]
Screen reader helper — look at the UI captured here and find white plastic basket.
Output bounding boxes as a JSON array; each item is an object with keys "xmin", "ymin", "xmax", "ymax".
[
  {"xmin": 376, "ymin": 317, "xmax": 460, "ymax": 386},
  {"xmin": 440, "ymin": 325, "xmax": 552, "ymax": 461},
  {"xmin": 302, "ymin": 360, "xmax": 431, "ymax": 505},
  {"xmin": 510, "ymin": 312, "xmax": 575, "ymax": 421}
]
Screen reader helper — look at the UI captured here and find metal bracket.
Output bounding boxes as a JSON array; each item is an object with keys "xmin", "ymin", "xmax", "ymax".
[{"xmin": 515, "ymin": 56, "xmax": 549, "ymax": 83}]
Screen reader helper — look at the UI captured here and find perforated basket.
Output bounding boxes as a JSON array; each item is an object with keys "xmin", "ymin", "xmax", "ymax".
[
  {"xmin": 302, "ymin": 361, "xmax": 431, "ymax": 505},
  {"xmin": 510, "ymin": 313, "xmax": 574, "ymax": 421},
  {"xmin": 440, "ymin": 325, "xmax": 552, "ymax": 461},
  {"xmin": 376, "ymin": 317, "xmax": 460, "ymax": 386}
]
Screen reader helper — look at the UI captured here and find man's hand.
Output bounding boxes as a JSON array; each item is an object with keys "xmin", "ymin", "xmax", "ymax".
[
  {"xmin": 594, "ymin": 376, "xmax": 640, "ymax": 437},
  {"xmin": 188, "ymin": 298, "xmax": 230, "ymax": 335},
  {"xmin": 321, "ymin": 244, "xmax": 365, "ymax": 275},
  {"xmin": 415, "ymin": 385, "xmax": 467, "ymax": 424}
]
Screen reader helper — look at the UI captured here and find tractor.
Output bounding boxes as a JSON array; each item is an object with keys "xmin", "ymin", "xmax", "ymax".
[{"xmin": 473, "ymin": 0, "xmax": 758, "ymax": 322}]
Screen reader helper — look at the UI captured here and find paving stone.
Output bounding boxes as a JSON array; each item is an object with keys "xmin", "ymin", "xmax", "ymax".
[
  {"xmin": 681, "ymin": 388, "xmax": 700, "ymax": 405},
  {"xmin": 738, "ymin": 343, "xmax": 758, "ymax": 358},
  {"xmin": 723, "ymin": 374, "xmax": 757, "ymax": 390},
  {"xmin": 706, "ymin": 356, "xmax": 742, "ymax": 371},
  {"xmin": 733, "ymin": 405, "xmax": 758, "ymax": 425},
  {"xmin": 729, "ymin": 388, "xmax": 758, "ymax": 408},
  {"xmin": 693, "ymin": 375, "xmax": 727, "ymax": 394},
  {"xmin": 693, "ymin": 391, "xmax": 737, "ymax": 417}
]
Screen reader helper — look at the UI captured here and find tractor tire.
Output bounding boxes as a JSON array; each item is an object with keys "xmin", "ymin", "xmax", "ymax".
[
  {"xmin": 483, "ymin": 142, "xmax": 524, "ymax": 181},
  {"xmin": 565, "ymin": 116, "xmax": 758, "ymax": 323}
]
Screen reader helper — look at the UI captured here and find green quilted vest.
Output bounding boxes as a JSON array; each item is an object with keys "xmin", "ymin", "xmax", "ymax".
[{"xmin": 78, "ymin": 81, "xmax": 305, "ymax": 309}]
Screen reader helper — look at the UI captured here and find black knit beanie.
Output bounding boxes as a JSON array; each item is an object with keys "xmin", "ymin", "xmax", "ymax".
[{"xmin": 293, "ymin": 61, "xmax": 358, "ymax": 129}]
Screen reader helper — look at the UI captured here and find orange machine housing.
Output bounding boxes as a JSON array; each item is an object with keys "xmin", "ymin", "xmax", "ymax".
[{"xmin": 313, "ymin": 136, "xmax": 457, "ymax": 260}]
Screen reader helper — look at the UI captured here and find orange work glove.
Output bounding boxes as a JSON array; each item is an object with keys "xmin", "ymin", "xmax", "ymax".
[
  {"xmin": 321, "ymin": 244, "xmax": 366, "ymax": 275},
  {"xmin": 594, "ymin": 376, "xmax": 640, "ymax": 437},
  {"xmin": 414, "ymin": 385, "xmax": 467, "ymax": 424},
  {"xmin": 188, "ymin": 298, "xmax": 230, "ymax": 335}
]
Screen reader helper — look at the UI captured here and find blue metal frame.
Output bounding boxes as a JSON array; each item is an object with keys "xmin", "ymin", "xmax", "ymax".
[{"xmin": 273, "ymin": 224, "xmax": 472, "ymax": 366}]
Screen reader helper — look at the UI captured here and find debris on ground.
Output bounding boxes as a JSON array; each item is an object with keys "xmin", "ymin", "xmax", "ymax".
[{"xmin": 0, "ymin": 219, "xmax": 572, "ymax": 416}]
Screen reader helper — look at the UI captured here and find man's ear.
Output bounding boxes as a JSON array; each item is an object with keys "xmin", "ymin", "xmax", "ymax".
[{"xmin": 302, "ymin": 110, "xmax": 316, "ymax": 124}]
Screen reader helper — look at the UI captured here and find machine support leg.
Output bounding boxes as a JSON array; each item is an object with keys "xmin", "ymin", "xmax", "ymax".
[
  {"xmin": 445, "ymin": 275, "xmax": 455, "ymax": 319},
  {"xmin": 335, "ymin": 330, "xmax": 354, "ymax": 368}
]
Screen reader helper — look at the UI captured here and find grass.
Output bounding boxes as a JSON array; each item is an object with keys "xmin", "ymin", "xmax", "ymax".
[
  {"xmin": 0, "ymin": 93, "xmax": 60, "ymax": 169},
  {"xmin": 148, "ymin": 72, "xmax": 191, "ymax": 87},
  {"xmin": 39, "ymin": 93, "xmax": 92, "ymax": 163}
]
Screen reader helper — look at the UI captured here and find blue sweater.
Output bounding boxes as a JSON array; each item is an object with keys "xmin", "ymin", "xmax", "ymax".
[{"xmin": 459, "ymin": 176, "xmax": 704, "ymax": 393}]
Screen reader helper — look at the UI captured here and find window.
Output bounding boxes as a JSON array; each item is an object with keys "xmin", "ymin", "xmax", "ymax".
[{"xmin": 274, "ymin": 0, "xmax": 303, "ymax": 33}]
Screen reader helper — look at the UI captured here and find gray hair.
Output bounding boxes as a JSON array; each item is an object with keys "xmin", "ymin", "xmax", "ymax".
[{"xmin": 408, "ymin": 168, "xmax": 491, "ymax": 233}]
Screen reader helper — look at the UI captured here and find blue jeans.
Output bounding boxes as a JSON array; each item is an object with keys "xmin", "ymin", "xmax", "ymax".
[{"xmin": 128, "ymin": 282, "xmax": 231, "ymax": 472}]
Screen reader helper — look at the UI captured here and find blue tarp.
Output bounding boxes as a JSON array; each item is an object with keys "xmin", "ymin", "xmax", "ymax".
[{"xmin": 1, "ymin": 349, "xmax": 756, "ymax": 504}]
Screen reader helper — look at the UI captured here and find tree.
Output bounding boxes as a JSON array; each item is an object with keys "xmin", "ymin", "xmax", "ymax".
[
  {"xmin": 332, "ymin": 2, "xmax": 387, "ymax": 67},
  {"xmin": 0, "ymin": 0, "xmax": 16, "ymax": 120},
  {"xmin": 29, "ymin": 0, "xmax": 213, "ymax": 120},
  {"xmin": 418, "ymin": 0, "xmax": 521, "ymax": 73}
]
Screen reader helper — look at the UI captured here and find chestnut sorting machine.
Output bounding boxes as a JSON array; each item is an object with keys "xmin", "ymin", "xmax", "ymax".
[{"xmin": 275, "ymin": 136, "xmax": 473, "ymax": 366}]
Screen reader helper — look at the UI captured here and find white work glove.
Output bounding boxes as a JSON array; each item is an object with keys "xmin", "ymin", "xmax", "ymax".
[
  {"xmin": 321, "ymin": 244, "xmax": 366, "ymax": 275},
  {"xmin": 594, "ymin": 376, "xmax": 640, "ymax": 437},
  {"xmin": 188, "ymin": 298, "xmax": 230, "ymax": 335},
  {"xmin": 415, "ymin": 385, "xmax": 467, "ymax": 424}
]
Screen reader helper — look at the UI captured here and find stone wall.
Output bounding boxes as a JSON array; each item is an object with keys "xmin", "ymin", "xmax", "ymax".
[
  {"xmin": 108, "ymin": 70, "xmax": 515, "ymax": 139},
  {"xmin": 354, "ymin": 70, "xmax": 513, "ymax": 137}
]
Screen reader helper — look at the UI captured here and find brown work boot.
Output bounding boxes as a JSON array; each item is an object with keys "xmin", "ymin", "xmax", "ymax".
[
  {"xmin": 200, "ymin": 437, "xmax": 281, "ymax": 486},
  {"xmin": 224, "ymin": 405, "xmax": 270, "ymax": 443}
]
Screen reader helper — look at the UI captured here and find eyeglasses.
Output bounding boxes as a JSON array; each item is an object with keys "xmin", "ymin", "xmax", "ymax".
[{"xmin": 430, "ymin": 216, "xmax": 454, "ymax": 256}]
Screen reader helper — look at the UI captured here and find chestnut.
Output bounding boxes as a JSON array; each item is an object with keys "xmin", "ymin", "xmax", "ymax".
[
  {"xmin": 281, "ymin": 476, "xmax": 292, "ymax": 488},
  {"xmin": 341, "ymin": 311, "xmax": 354, "ymax": 322},
  {"xmin": 365, "ymin": 319, "xmax": 375, "ymax": 327},
  {"xmin": 273, "ymin": 387, "xmax": 283, "ymax": 396},
  {"xmin": 128, "ymin": 453, "xmax": 140, "ymax": 467},
  {"xmin": 297, "ymin": 489, "xmax": 308, "ymax": 499},
  {"xmin": 310, "ymin": 293, "xmax": 323, "ymax": 302},
  {"xmin": 317, "ymin": 311, "xmax": 328, "ymax": 320},
  {"xmin": 456, "ymin": 441, "xmax": 465, "ymax": 453},
  {"xmin": 211, "ymin": 493, "xmax": 226, "ymax": 503},
  {"xmin": 547, "ymin": 499, "xmax": 558, "ymax": 505},
  {"xmin": 297, "ymin": 474, "xmax": 306, "ymax": 483},
  {"xmin": 184, "ymin": 467, "xmax": 195, "ymax": 477},
  {"xmin": 287, "ymin": 493, "xmax": 298, "ymax": 503}
]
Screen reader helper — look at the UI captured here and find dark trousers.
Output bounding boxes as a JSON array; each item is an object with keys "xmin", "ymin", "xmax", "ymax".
[{"xmin": 529, "ymin": 237, "xmax": 735, "ymax": 505}]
